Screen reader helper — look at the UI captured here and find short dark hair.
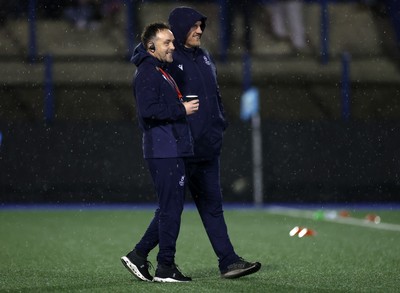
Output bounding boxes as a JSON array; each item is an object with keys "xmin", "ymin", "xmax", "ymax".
[{"xmin": 141, "ymin": 22, "xmax": 170, "ymax": 50}]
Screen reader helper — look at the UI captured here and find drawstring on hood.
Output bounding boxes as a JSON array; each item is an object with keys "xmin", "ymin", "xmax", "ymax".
[{"xmin": 168, "ymin": 7, "xmax": 207, "ymax": 48}]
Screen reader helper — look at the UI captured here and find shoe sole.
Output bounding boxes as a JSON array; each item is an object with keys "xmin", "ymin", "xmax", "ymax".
[
  {"xmin": 120, "ymin": 256, "xmax": 153, "ymax": 282},
  {"xmin": 221, "ymin": 262, "xmax": 261, "ymax": 279},
  {"xmin": 153, "ymin": 277, "xmax": 191, "ymax": 283}
]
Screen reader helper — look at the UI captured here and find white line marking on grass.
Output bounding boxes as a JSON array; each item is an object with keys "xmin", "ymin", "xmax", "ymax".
[{"xmin": 267, "ymin": 207, "xmax": 400, "ymax": 232}]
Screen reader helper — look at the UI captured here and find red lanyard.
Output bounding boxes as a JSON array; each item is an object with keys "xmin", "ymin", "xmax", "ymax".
[{"xmin": 156, "ymin": 67, "xmax": 183, "ymax": 102}]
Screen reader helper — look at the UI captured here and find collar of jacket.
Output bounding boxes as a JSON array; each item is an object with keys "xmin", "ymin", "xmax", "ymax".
[
  {"xmin": 180, "ymin": 45, "xmax": 200, "ymax": 58},
  {"xmin": 148, "ymin": 54, "xmax": 168, "ymax": 69}
]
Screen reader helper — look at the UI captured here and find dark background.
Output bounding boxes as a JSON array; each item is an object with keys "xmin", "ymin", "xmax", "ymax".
[
  {"xmin": 1, "ymin": 0, "xmax": 399, "ymax": 204},
  {"xmin": 1, "ymin": 120, "xmax": 399, "ymax": 203}
]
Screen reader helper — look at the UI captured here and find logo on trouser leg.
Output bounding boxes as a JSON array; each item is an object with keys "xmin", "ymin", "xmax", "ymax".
[{"xmin": 179, "ymin": 175, "xmax": 185, "ymax": 187}]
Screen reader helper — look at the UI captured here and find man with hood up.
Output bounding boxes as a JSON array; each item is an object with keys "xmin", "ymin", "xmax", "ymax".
[
  {"xmin": 168, "ymin": 7, "xmax": 261, "ymax": 279},
  {"xmin": 120, "ymin": 22, "xmax": 199, "ymax": 283}
]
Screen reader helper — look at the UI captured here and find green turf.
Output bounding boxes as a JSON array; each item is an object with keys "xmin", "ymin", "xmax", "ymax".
[{"xmin": 1, "ymin": 208, "xmax": 400, "ymax": 292}]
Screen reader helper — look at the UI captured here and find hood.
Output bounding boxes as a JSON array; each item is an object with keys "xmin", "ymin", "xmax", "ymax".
[
  {"xmin": 131, "ymin": 43, "xmax": 150, "ymax": 67},
  {"xmin": 168, "ymin": 7, "xmax": 207, "ymax": 48}
]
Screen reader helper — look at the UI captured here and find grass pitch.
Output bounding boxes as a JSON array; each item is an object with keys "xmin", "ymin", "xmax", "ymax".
[{"xmin": 1, "ymin": 205, "xmax": 399, "ymax": 292}]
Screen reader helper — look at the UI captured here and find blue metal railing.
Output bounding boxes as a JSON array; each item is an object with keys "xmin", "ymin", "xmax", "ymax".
[
  {"xmin": 125, "ymin": 0, "xmax": 136, "ymax": 60},
  {"xmin": 341, "ymin": 52, "xmax": 351, "ymax": 121},
  {"xmin": 218, "ymin": 0, "xmax": 230, "ymax": 62},
  {"xmin": 320, "ymin": 0, "xmax": 330, "ymax": 64},
  {"xmin": 28, "ymin": 0, "xmax": 37, "ymax": 63},
  {"xmin": 44, "ymin": 54, "xmax": 55, "ymax": 124},
  {"xmin": 243, "ymin": 52, "xmax": 252, "ymax": 92}
]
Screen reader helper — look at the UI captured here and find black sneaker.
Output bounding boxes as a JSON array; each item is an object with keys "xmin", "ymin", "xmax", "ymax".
[
  {"xmin": 153, "ymin": 263, "xmax": 192, "ymax": 283},
  {"xmin": 121, "ymin": 250, "xmax": 153, "ymax": 282},
  {"xmin": 220, "ymin": 258, "xmax": 261, "ymax": 279}
]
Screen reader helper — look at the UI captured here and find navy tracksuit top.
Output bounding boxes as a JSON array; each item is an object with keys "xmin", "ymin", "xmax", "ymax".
[
  {"xmin": 131, "ymin": 43, "xmax": 194, "ymax": 159},
  {"xmin": 168, "ymin": 8, "xmax": 228, "ymax": 159}
]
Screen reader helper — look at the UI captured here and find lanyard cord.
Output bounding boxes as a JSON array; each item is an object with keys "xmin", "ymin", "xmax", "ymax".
[{"xmin": 156, "ymin": 66, "xmax": 183, "ymax": 101}]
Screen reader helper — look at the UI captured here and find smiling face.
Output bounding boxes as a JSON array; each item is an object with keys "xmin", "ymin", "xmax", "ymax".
[
  {"xmin": 184, "ymin": 21, "xmax": 203, "ymax": 48},
  {"xmin": 151, "ymin": 29, "xmax": 175, "ymax": 63}
]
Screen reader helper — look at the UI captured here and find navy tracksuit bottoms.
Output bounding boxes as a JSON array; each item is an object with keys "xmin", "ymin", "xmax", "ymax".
[
  {"xmin": 185, "ymin": 156, "xmax": 240, "ymax": 271},
  {"xmin": 135, "ymin": 157, "xmax": 186, "ymax": 266},
  {"xmin": 134, "ymin": 156, "xmax": 239, "ymax": 271}
]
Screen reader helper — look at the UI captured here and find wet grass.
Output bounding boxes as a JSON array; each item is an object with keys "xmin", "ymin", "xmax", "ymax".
[{"xmin": 1, "ymin": 207, "xmax": 400, "ymax": 292}]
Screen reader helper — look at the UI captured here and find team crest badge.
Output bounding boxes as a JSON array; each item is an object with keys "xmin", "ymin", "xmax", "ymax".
[{"xmin": 203, "ymin": 56, "xmax": 211, "ymax": 66}]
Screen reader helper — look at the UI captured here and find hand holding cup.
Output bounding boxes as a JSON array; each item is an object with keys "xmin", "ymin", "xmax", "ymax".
[{"xmin": 183, "ymin": 95, "xmax": 199, "ymax": 115}]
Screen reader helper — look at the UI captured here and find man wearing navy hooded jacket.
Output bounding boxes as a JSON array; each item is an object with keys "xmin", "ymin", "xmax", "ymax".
[
  {"xmin": 168, "ymin": 7, "xmax": 261, "ymax": 279},
  {"xmin": 121, "ymin": 22, "xmax": 199, "ymax": 283}
]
